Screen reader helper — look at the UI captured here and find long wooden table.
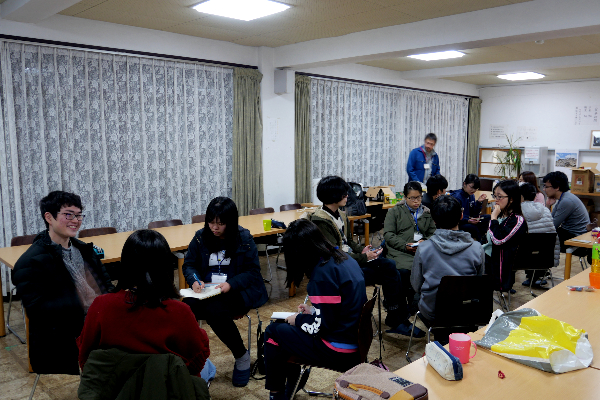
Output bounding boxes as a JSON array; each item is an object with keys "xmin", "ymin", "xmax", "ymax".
[
  {"xmin": 395, "ymin": 271, "xmax": 600, "ymax": 398},
  {"xmin": 0, "ymin": 208, "xmax": 370, "ymax": 336},
  {"xmin": 563, "ymin": 231, "xmax": 593, "ymax": 280}
]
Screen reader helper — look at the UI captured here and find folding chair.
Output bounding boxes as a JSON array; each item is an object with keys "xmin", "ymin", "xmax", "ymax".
[{"xmin": 513, "ymin": 232, "xmax": 557, "ymax": 298}]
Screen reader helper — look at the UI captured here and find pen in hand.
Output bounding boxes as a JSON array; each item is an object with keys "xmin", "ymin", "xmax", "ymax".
[{"xmin": 193, "ymin": 273, "xmax": 205, "ymax": 292}]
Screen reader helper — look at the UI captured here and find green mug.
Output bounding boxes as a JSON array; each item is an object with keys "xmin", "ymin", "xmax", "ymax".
[{"xmin": 263, "ymin": 219, "xmax": 272, "ymax": 231}]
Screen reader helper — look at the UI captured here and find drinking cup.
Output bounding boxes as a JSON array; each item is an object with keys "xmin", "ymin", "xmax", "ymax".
[
  {"xmin": 449, "ymin": 333, "xmax": 477, "ymax": 364},
  {"xmin": 263, "ymin": 219, "xmax": 272, "ymax": 231}
]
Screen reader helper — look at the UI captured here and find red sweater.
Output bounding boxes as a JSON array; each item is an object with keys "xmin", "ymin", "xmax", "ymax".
[{"xmin": 77, "ymin": 291, "xmax": 210, "ymax": 376}]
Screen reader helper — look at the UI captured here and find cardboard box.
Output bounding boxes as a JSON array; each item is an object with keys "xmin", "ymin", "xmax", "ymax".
[
  {"xmin": 595, "ymin": 175, "xmax": 600, "ymax": 193},
  {"xmin": 570, "ymin": 163, "xmax": 600, "ymax": 194},
  {"xmin": 365, "ymin": 186, "xmax": 396, "ymax": 201}
]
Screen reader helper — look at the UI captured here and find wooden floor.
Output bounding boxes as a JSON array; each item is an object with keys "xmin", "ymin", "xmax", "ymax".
[{"xmin": 0, "ymin": 239, "xmax": 577, "ymax": 400}]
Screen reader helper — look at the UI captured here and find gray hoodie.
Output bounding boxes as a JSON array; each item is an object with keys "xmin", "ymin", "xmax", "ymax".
[{"xmin": 411, "ymin": 229, "xmax": 484, "ymax": 321}]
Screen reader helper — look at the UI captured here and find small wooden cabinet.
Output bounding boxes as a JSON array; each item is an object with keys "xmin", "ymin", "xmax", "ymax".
[{"xmin": 478, "ymin": 147, "xmax": 522, "ymax": 179}]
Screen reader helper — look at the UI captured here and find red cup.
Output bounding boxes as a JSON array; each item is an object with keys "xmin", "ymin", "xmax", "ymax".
[{"xmin": 449, "ymin": 333, "xmax": 477, "ymax": 364}]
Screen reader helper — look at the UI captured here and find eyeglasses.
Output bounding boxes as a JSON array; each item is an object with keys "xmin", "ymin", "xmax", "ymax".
[
  {"xmin": 492, "ymin": 194, "xmax": 508, "ymax": 200},
  {"xmin": 407, "ymin": 196, "xmax": 423, "ymax": 201},
  {"xmin": 543, "ymin": 185, "xmax": 553, "ymax": 189},
  {"xmin": 58, "ymin": 212, "xmax": 85, "ymax": 221}
]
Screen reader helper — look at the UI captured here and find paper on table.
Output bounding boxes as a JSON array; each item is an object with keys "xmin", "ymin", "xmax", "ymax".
[
  {"xmin": 271, "ymin": 312, "xmax": 296, "ymax": 320},
  {"xmin": 180, "ymin": 284, "xmax": 221, "ymax": 300}
]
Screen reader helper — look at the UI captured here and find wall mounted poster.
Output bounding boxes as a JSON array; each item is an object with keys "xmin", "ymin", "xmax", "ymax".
[
  {"xmin": 555, "ymin": 150, "xmax": 579, "ymax": 181},
  {"xmin": 591, "ymin": 130, "xmax": 600, "ymax": 149}
]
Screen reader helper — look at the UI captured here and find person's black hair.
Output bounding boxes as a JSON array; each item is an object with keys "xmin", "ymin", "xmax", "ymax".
[
  {"xmin": 403, "ymin": 181, "xmax": 423, "ymax": 196},
  {"xmin": 425, "ymin": 133, "xmax": 437, "ymax": 143},
  {"xmin": 426, "ymin": 174, "xmax": 448, "ymax": 195},
  {"xmin": 463, "ymin": 174, "xmax": 481, "ymax": 190},
  {"xmin": 39, "ymin": 191, "xmax": 84, "ymax": 229},
  {"xmin": 543, "ymin": 171, "xmax": 570, "ymax": 192},
  {"xmin": 431, "ymin": 195, "xmax": 462, "ymax": 229},
  {"xmin": 520, "ymin": 183, "xmax": 537, "ymax": 202},
  {"xmin": 519, "ymin": 171, "xmax": 541, "ymax": 193},
  {"xmin": 493, "ymin": 179, "xmax": 522, "ymax": 217},
  {"xmin": 117, "ymin": 229, "xmax": 179, "ymax": 310},
  {"xmin": 202, "ymin": 197, "xmax": 240, "ymax": 258},
  {"xmin": 316, "ymin": 176, "xmax": 350, "ymax": 204},
  {"xmin": 282, "ymin": 219, "xmax": 347, "ymax": 288}
]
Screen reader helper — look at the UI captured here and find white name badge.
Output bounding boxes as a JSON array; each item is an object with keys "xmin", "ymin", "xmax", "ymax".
[
  {"xmin": 424, "ymin": 164, "xmax": 431, "ymax": 170},
  {"xmin": 414, "ymin": 232, "xmax": 423, "ymax": 241},
  {"xmin": 212, "ymin": 273, "xmax": 227, "ymax": 283}
]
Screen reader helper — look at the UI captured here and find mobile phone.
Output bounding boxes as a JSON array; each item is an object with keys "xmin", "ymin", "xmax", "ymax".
[{"xmin": 409, "ymin": 242, "xmax": 420, "ymax": 247}]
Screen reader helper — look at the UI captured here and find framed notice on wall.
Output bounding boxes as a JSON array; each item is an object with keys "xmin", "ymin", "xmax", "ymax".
[{"xmin": 590, "ymin": 130, "xmax": 600, "ymax": 149}]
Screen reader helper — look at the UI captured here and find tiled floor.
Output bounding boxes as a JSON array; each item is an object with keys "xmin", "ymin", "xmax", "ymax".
[{"xmin": 0, "ymin": 243, "xmax": 577, "ymax": 400}]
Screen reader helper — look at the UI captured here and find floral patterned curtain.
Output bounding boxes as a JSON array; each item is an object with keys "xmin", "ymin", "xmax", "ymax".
[
  {"xmin": 0, "ymin": 41, "xmax": 233, "ymax": 294},
  {"xmin": 310, "ymin": 78, "xmax": 469, "ymax": 192}
]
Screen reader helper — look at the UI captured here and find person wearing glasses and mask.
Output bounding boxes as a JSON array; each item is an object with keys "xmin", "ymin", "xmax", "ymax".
[
  {"xmin": 12, "ymin": 191, "xmax": 114, "ymax": 375},
  {"xmin": 450, "ymin": 174, "xmax": 489, "ymax": 242}
]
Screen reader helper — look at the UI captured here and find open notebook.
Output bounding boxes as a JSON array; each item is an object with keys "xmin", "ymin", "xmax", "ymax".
[{"xmin": 180, "ymin": 284, "xmax": 221, "ymax": 300}]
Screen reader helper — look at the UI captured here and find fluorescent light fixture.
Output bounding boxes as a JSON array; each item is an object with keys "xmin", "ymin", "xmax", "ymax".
[
  {"xmin": 497, "ymin": 72, "xmax": 545, "ymax": 81},
  {"xmin": 408, "ymin": 51, "xmax": 465, "ymax": 61},
  {"xmin": 193, "ymin": 0, "xmax": 290, "ymax": 21}
]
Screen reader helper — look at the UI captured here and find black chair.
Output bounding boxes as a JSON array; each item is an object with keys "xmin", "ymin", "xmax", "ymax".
[
  {"xmin": 406, "ymin": 275, "xmax": 493, "ymax": 362},
  {"xmin": 78, "ymin": 227, "xmax": 117, "ymax": 238},
  {"xmin": 7, "ymin": 234, "xmax": 37, "ymax": 344},
  {"xmin": 287, "ymin": 287, "xmax": 379, "ymax": 399},
  {"xmin": 352, "ymin": 203, "xmax": 383, "ymax": 246},
  {"xmin": 513, "ymin": 232, "xmax": 557, "ymax": 298},
  {"xmin": 249, "ymin": 207, "xmax": 277, "ymax": 282},
  {"xmin": 280, "ymin": 204, "xmax": 301, "ymax": 211},
  {"xmin": 148, "ymin": 219, "xmax": 183, "ymax": 229}
]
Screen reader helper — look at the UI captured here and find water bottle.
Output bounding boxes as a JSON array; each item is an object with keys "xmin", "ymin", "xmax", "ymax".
[{"xmin": 592, "ymin": 235, "xmax": 600, "ymax": 274}]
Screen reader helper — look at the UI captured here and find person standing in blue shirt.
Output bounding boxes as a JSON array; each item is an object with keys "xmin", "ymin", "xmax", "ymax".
[{"xmin": 407, "ymin": 133, "xmax": 440, "ymax": 183}]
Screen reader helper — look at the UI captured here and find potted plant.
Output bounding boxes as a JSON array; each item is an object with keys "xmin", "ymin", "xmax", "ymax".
[{"xmin": 494, "ymin": 134, "xmax": 521, "ymax": 179}]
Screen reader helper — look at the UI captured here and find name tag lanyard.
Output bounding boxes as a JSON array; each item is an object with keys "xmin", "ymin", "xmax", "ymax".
[
  {"xmin": 407, "ymin": 205, "xmax": 423, "ymax": 241},
  {"xmin": 212, "ymin": 250, "xmax": 228, "ymax": 283}
]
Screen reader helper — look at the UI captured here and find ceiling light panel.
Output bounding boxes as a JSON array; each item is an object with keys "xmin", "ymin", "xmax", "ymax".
[
  {"xmin": 497, "ymin": 72, "xmax": 545, "ymax": 81},
  {"xmin": 408, "ymin": 51, "xmax": 465, "ymax": 61},
  {"xmin": 193, "ymin": 0, "xmax": 290, "ymax": 21}
]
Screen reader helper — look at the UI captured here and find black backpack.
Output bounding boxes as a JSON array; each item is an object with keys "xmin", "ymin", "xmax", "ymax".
[{"xmin": 344, "ymin": 182, "xmax": 367, "ymax": 216}]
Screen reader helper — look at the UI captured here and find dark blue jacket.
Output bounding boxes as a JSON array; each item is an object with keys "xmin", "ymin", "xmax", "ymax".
[
  {"xmin": 450, "ymin": 189, "xmax": 482, "ymax": 222},
  {"xmin": 295, "ymin": 256, "xmax": 366, "ymax": 346},
  {"xmin": 182, "ymin": 226, "xmax": 268, "ymax": 310},
  {"xmin": 406, "ymin": 146, "xmax": 440, "ymax": 182}
]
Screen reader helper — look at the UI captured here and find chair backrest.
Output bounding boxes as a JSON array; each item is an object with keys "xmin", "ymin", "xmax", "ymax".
[
  {"xmin": 366, "ymin": 203, "xmax": 385, "ymax": 232},
  {"xmin": 249, "ymin": 207, "xmax": 274, "ymax": 215},
  {"xmin": 513, "ymin": 233, "xmax": 556, "ymax": 271},
  {"xmin": 479, "ymin": 178, "xmax": 494, "ymax": 191},
  {"xmin": 78, "ymin": 227, "xmax": 117, "ymax": 238},
  {"xmin": 357, "ymin": 287, "xmax": 378, "ymax": 363},
  {"xmin": 11, "ymin": 234, "xmax": 37, "ymax": 247},
  {"xmin": 191, "ymin": 214, "xmax": 206, "ymax": 224},
  {"xmin": 148, "ymin": 219, "xmax": 183, "ymax": 229},
  {"xmin": 280, "ymin": 203, "xmax": 301, "ymax": 212},
  {"xmin": 433, "ymin": 275, "xmax": 493, "ymax": 328}
]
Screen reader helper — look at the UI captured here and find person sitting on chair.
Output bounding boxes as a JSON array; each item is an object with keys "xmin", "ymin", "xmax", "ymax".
[
  {"xmin": 411, "ymin": 195, "xmax": 484, "ymax": 345},
  {"xmin": 12, "ymin": 191, "xmax": 114, "ymax": 375},
  {"xmin": 482, "ymin": 180, "xmax": 528, "ymax": 292},
  {"xmin": 450, "ymin": 174, "xmax": 489, "ymax": 242},
  {"xmin": 182, "ymin": 197, "xmax": 268, "ymax": 387},
  {"xmin": 77, "ymin": 230, "xmax": 211, "ymax": 398},
  {"xmin": 422, "ymin": 174, "xmax": 448, "ymax": 210},
  {"xmin": 520, "ymin": 183, "xmax": 560, "ymax": 287},
  {"xmin": 309, "ymin": 176, "xmax": 421, "ymax": 336},
  {"xmin": 264, "ymin": 219, "xmax": 366, "ymax": 400}
]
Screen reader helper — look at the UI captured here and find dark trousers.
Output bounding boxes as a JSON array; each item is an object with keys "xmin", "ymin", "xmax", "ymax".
[
  {"xmin": 459, "ymin": 215, "xmax": 491, "ymax": 242},
  {"xmin": 183, "ymin": 291, "xmax": 248, "ymax": 359},
  {"xmin": 360, "ymin": 257, "xmax": 410, "ymax": 323},
  {"xmin": 264, "ymin": 322, "xmax": 359, "ymax": 392}
]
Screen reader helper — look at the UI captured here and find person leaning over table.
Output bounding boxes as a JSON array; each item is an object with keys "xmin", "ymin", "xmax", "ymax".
[
  {"xmin": 12, "ymin": 191, "xmax": 114, "ymax": 375},
  {"xmin": 181, "ymin": 196, "xmax": 268, "ymax": 388}
]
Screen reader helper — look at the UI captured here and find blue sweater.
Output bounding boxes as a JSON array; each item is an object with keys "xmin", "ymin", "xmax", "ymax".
[
  {"xmin": 406, "ymin": 146, "xmax": 440, "ymax": 182},
  {"xmin": 295, "ymin": 256, "xmax": 366, "ymax": 346},
  {"xmin": 450, "ymin": 189, "xmax": 482, "ymax": 221}
]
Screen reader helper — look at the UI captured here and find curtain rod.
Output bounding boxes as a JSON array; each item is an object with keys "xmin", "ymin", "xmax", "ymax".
[
  {"xmin": 0, "ymin": 34, "xmax": 258, "ymax": 70},
  {"xmin": 296, "ymin": 72, "xmax": 479, "ymax": 99}
]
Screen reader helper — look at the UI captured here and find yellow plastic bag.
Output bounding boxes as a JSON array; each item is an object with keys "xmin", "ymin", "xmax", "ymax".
[{"xmin": 474, "ymin": 308, "xmax": 593, "ymax": 373}]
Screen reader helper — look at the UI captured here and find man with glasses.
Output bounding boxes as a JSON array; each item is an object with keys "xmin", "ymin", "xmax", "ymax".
[
  {"xmin": 407, "ymin": 133, "xmax": 440, "ymax": 184},
  {"xmin": 12, "ymin": 191, "xmax": 113, "ymax": 375},
  {"xmin": 542, "ymin": 171, "xmax": 590, "ymax": 252}
]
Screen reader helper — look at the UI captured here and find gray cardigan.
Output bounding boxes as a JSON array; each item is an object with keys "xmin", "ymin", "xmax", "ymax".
[{"xmin": 521, "ymin": 201, "xmax": 560, "ymax": 267}]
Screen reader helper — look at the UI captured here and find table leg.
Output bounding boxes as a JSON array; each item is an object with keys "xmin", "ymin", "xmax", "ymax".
[
  {"xmin": 289, "ymin": 282, "xmax": 296, "ymax": 297},
  {"xmin": 564, "ymin": 251, "xmax": 572, "ymax": 280},
  {"xmin": 0, "ymin": 288, "xmax": 5, "ymax": 337},
  {"xmin": 364, "ymin": 221, "xmax": 370, "ymax": 247}
]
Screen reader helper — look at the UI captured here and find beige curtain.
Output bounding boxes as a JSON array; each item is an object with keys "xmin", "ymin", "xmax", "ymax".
[
  {"xmin": 466, "ymin": 98, "xmax": 482, "ymax": 175},
  {"xmin": 295, "ymin": 74, "xmax": 312, "ymax": 203},
  {"xmin": 232, "ymin": 67, "xmax": 264, "ymax": 216}
]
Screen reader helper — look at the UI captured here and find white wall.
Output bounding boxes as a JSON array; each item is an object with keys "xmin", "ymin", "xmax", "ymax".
[{"xmin": 479, "ymin": 80, "xmax": 600, "ymax": 171}]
